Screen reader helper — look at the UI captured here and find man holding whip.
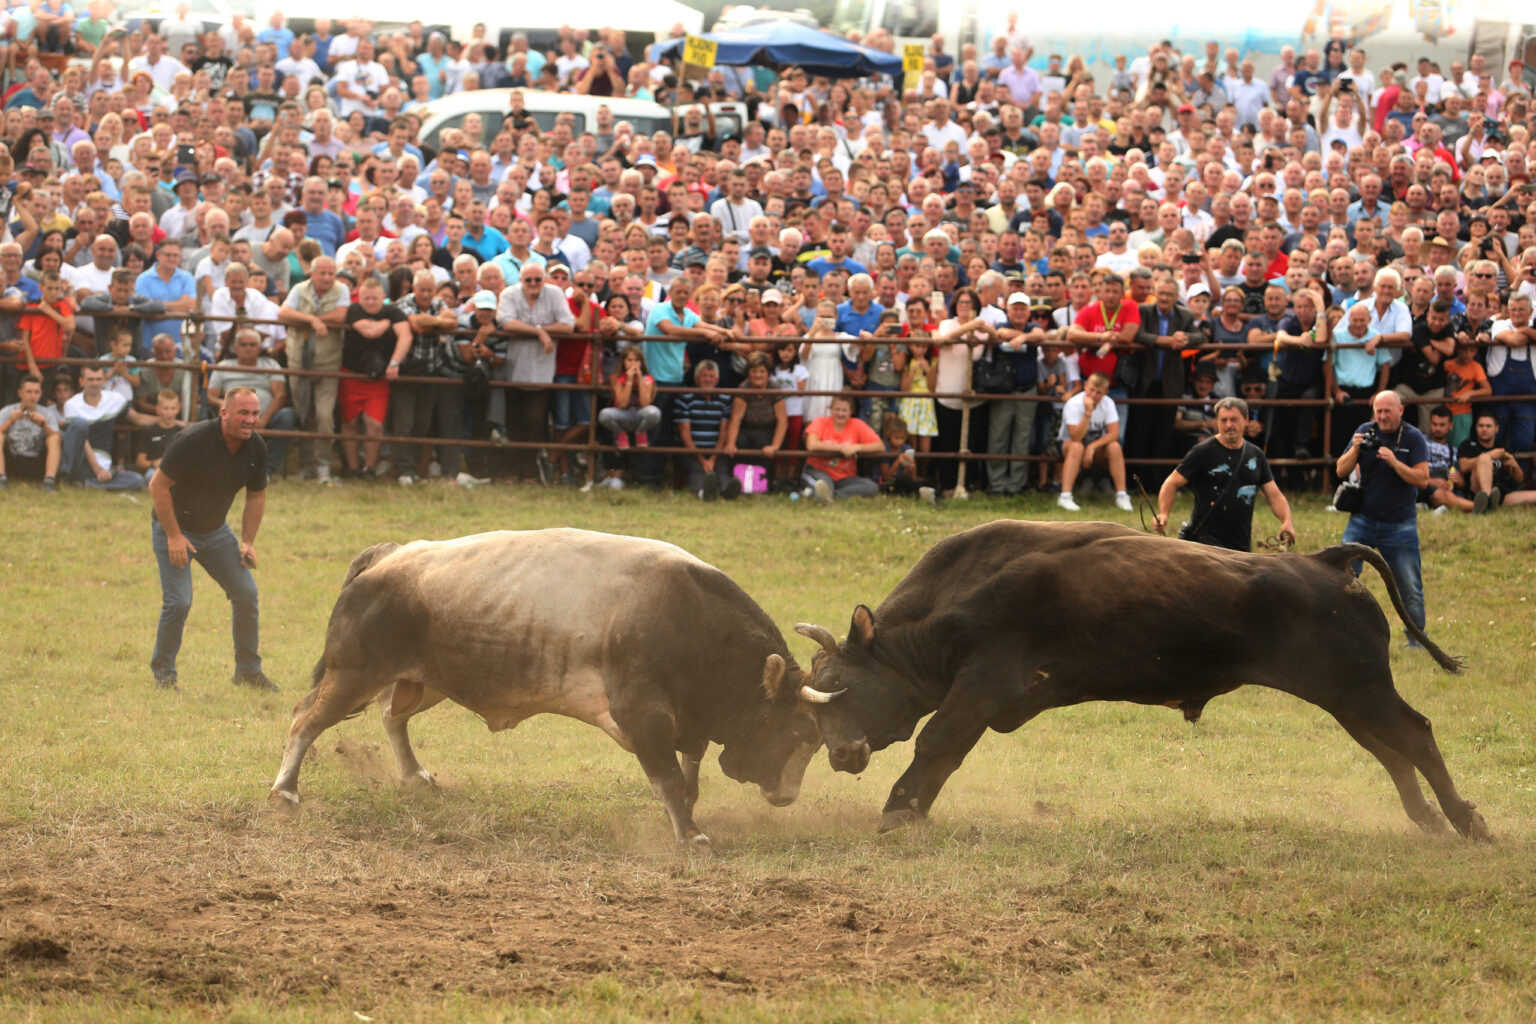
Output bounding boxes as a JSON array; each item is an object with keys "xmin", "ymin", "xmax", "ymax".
[{"xmin": 1154, "ymin": 395, "xmax": 1295, "ymax": 552}]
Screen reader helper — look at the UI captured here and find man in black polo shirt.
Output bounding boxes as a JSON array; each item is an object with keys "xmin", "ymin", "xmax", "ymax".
[
  {"xmin": 1154, "ymin": 396, "xmax": 1296, "ymax": 552},
  {"xmin": 147, "ymin": 387, "xmax": 275, "ymax": 693}
]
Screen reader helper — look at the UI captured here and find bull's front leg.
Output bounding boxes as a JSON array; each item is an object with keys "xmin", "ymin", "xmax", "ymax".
[
  {"xmin": 620, "ymin": 707, "xmax": 711, "ymax": 846},
  {"xmin": 879, "ymin": 666, "xmax": 1015, "ymax": 833}
]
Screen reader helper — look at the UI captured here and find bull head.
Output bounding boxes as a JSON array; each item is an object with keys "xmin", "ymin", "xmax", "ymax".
[{"xmin": 794, "ymin": 624, "xmax": 846, "ymax": 703}]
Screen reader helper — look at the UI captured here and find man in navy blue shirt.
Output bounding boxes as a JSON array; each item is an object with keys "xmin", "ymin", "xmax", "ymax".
[{"xmin": 1334, "ymin": 391, "xmax": 1432, "ymax": 639}]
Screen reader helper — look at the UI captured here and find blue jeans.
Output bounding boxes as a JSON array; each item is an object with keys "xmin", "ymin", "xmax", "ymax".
[
  {"xmin": 1490, "ymin": 359, "xmax": 1535, "ymax": 468},
  {"xmin": 261, "ymin": 407, "xmax": 299, "ymax": 477},
  {"xmin": 151, "ymin": 520, "xmax": 262, "ymax": 681},
  {"xmin": 1342, "ymin": 514, "xmax": 1424, "ymax": 633}
]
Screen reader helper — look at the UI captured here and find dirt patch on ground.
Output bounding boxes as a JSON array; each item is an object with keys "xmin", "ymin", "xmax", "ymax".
[{"xmin": 0, "ymin": 821, "xmax": 1123, "ymax": 1010}]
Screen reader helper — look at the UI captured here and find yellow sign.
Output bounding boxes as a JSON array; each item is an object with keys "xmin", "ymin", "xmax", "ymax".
[
  {"xmin": 683, "ymin": 35, "xmax": 718, "ymax": 69},
  {"xmin": 902, "ymin": 43, "xmax": 924, "ymax": 92}
]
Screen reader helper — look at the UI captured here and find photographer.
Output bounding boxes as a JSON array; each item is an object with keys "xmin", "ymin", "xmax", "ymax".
[{"xmin": 1335, "ymin": 391, "xmax": 1432, "ymax": 640}]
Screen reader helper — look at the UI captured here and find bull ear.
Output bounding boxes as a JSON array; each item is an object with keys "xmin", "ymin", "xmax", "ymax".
[
  {"xmin": 849, "ymin": 605, "xmax": 876, "ymax": 647},
  {"xmin": 761, "ymin": 653, "xmax": 787, "ymax": 699}
]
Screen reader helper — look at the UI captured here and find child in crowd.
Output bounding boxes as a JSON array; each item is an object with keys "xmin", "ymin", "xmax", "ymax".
[
  {"xmin": 1443, "ymin": 338, "xmax": 1492, "ymax": 449},
  {"xmin": 771, "ymin": 340, "xmax": 809, "ymax": 484},
  {"xmin": 135, "ymin": 389, "xmax": 183, "ymax": 481}
]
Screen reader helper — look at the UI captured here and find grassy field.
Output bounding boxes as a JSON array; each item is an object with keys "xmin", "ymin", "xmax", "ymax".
[{"xmin": 1, "ymin": 482, "xmax": 1533, "ymax": 1022}]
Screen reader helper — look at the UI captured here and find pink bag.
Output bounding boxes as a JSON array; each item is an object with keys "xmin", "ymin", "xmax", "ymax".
[{"xmin": 733, "ymin": 463, "xmax": 768, "ymax": 495}]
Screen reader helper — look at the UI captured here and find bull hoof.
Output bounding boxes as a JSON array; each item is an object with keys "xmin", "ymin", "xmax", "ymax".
[
  {"xmin": 688, "ymin": 832, "xmax": 713, "ymax": 849},
  {"xmin": 1458, "ymin": 808, "xmax": 1493, "ymax": 843},
  {"xmin": 402, "ymin": 769, "xmax": 438, "ymax": 791},
  {"xmin": 268, "ymin": 789, "xmax": 300, "ymax": 813},
  {"xmin": 878, "ymin": 808, "xmax": 923, "ymax": 834}
]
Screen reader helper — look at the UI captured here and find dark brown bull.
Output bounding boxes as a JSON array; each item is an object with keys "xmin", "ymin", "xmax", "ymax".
[{"xmin": 797, "ymin": 520, "xmax": 1490, "ymax": 840}]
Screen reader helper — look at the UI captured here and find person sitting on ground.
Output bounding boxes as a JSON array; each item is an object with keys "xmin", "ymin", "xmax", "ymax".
[
  {"xmin": 801, "ymin": 392, "xmax": 885, "ymax": 501},
  {"xmin": 135, "ymin": 388, "xmax": 184, "ymax": 482},
  {"xmin": 1458, "ymin": 410, "xmax": 1536, "ymax": 512},
  {"xmin": 1419, "ymin": 404, "xmax": 1475, "ymax": 513},
  {"xmin": 1057, "ymin": 371, "xmax": 1133, "ymax": 512},
  {"xmin": 59, "ymin": 364, "xmax": 147, "ymax": 490},
  {"xmin": 675, "ymin": 359, "xmax": 740, "ymax": 500},
  {"xmin": 875, "ymin": 414, "xmax": 935, "ymax": 502},
  {"xmin": 722, "ymin": 351, "xmax": 787, "ymax": 476},
  {"xmin": 598, "ymin": 345, "xmax": 660, "ymax": 450},
  {"xmin": 0, "ymin": 374, "xmax": 61, "ymax": 491}
]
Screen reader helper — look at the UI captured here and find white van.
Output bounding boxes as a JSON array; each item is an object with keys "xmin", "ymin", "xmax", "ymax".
[{"xmin": 416, "ymin": 90, "xmax": 749, "ymax": 151}]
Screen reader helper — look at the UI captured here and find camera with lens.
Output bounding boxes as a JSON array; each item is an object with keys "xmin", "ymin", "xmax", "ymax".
[{"xmin": 1356, "ymin": 424, "xmax": 1382, "ymax": 451}]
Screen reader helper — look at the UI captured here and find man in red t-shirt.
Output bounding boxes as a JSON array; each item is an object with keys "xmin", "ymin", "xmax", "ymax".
[
  {"xmin": 802, "ymin": 393, "xmax": 885, "ymax": 501},
  {"xmin": 1066, "ymin": 272, "xmax": 1141, "ymax": 397}
]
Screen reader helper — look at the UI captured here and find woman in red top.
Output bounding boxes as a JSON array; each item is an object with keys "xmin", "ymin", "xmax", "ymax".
[{"xmin": 801, "ymin": 393, "xmax": 885, "ymax": 501}]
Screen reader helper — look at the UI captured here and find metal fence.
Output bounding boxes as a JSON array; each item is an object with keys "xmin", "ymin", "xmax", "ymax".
[{"xmin": 18, "ymin": 308, "xmax": 1534, "ymax": 492}]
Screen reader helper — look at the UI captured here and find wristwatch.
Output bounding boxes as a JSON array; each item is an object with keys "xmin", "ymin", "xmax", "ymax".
[{"xmin": 388, "ymin": 360, "xmax": 401, "ymax": 367}]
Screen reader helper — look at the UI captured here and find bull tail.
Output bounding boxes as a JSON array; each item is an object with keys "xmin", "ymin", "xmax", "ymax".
[{"xmin": 1311, "ymin": 543, "xmax": 1464, "ymax": 675}]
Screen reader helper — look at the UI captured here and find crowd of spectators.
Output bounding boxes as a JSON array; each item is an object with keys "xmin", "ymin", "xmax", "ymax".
[{"xmin": 0, "ymin": 8, "xmax": 1533, "ymax": 511}]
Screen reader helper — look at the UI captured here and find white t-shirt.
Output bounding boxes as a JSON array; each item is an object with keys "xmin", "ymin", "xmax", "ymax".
[
  {"xmin": 1095, "ymin": 249, "xmax": 1141, "ymax": 276},
  {"xmin": 333, "ymin": 59, "xmax": 389, "ymax": 117},
  {"xmin": 1059, "ymin": 390, "xmax": 1119, "ymax": 442},
  {"xmin": 1486, "ymin": 319, "xmax": 1533, "ymax": 377},
  {"xmin": 64, "ymin": 391, "xmax": 128, "ymax": 471}
]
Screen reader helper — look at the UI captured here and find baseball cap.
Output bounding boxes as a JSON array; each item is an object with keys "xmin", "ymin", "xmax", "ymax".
[
  {"xmin": 1429, "ymin": 235, "xmax": 1456, "ymax": 248},
  {"xmin": 472, "ymin": 290, "xmax": 498, "ymax": 310},
  {"xmin": 173, "ymin": 168, "xmax": 198, "ymax": 188},
  {"xmin": 1178, "ymin": 103, "xmax": 1195, "ymax": 114},
  {"xmin": 635, "ymin": 154, "xmax": 659, "ymax": 169},
  {"xmin": 1186, "ymin": 282, "xmax": 1211, "ymax": 299},
  {"xmin": 1006, "ymin": 293, "xmax": 1031, "ymax": 306},
  {"xmin": 761, "ymin": 288, "xmax": 784, "ymax": 304},
  {"xmin": 547, "ymin": 263, "xmax": 571, "ymax": 278},
  {"xmin": 749, "ymin": 245, "xmax": 773, "ymax": 260}
]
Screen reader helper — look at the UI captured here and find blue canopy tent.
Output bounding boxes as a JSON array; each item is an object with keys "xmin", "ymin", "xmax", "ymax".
[{"xmin": 651, "ymin": 22, "xmax": 904, "ymax": 80}]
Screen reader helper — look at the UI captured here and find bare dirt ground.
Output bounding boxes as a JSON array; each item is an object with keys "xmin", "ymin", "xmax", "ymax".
[{"xmin": 0, "ymin": 740, "xmax": 1098, "ymax": 1013}]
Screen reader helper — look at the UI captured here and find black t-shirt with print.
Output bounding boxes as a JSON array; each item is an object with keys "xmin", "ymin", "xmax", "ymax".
[{"xmin": 1175, "ymin": 438, "xmax": 1274, "ymax": 551}]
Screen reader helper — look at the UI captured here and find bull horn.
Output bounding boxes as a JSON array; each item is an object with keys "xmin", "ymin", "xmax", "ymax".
[
  {"xmin": 800, "ymin": 684, "xmax": 846, "ymax": 704},
  {"xmin": 795, "ymin": 623, "xmax": 840, "ymax": 654}
]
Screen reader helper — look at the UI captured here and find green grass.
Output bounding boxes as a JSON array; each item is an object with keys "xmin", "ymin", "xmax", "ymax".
[{"xmin": 2, "ymin": 483, "xmax": 1533, "ymax": 1022}]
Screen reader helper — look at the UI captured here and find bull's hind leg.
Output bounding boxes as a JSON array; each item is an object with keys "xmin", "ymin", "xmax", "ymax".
[
  {"xmin": 377, "ymin": 682, "xmax": 450, "ymax": 790},
  {"xmin": 1327, "ymin": 710, "xmax": 1447, "ymax": 834},
  {"xmin": 269, "ymin": 666, "xmax": 388, "ymax": 808},
  {"xmin": 1369, "ymin": 694, "xmax": 1491, "ymax": 840}
]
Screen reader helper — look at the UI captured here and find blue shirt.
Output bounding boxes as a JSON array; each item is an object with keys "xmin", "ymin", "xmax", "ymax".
[
  {"xmin": 135, "ymin": 267, "xmax": 196, "ymax": 354},
  {"xmin": 303, "ymin": 209, "xmax": 346, "ymax": 256},
  {"xmin": 416, "ymin": 52, "xmax": 453, "ymax": 99},
  {"xmin": 1331, "ymin": 323, "xmax": 1392, "ymax": 388},
  {"xmin": 1345, "ymin": 199, "xmax": 1390, "ymax": 228},
  {"xmin": 643, "ymin": 301, "xmax": 698, "ymax": 383},
  {"xmin": 462, "ymin": 225, "xmax": 508, "ymax": 262},
  {"xmin": 257, "ymin": 26, "xmax": 296, "ymax": 55},
  {"xmin": 1353, "ymin": 421, "xmax": 1429, "ymax": 523},
  {"xmin": 835, "ymin": 299, "xmax": 885, "ymax": 337},
  {"xmin": 7, "ymin": 275, "xmax": 41, "ymax": 302},
  {"xmin": 805, "ymin": 256, "xmax": 867, "ymax": 279}
]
